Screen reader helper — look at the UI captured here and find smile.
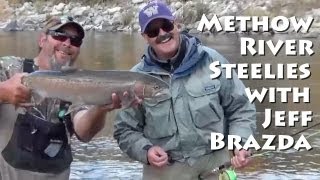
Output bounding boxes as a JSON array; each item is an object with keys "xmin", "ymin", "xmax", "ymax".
[
  {"xmin": 58, "ymin": 50, "xmax": 71, "ymax": 56},
  {"xmin": 161, "ymin": 36, "xmax": 171, "ymax": 43}
]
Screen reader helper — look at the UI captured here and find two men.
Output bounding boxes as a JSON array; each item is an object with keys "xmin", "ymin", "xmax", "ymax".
[
  {"xmin": 0, "ymin": 16, "xmax": 121, "ymax": 180},
  {"xmin": 114, "ymin": 2, "xmax": 256, "ymax": 179}
]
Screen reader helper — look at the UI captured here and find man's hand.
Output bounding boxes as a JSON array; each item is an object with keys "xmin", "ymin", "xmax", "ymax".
[
  {"xmin": 96, "ymin": 93, "xmax": 122, "ymax": 112},
  {"xmin": 0, "ymin": 73, "xmax": 30, "ymax": 106},
  {"xmin": 97, "ymin": 92, "xmax": 143, "ymax": 112},
  {"xmin": 123, "ymin": 91, "xmax": 143, "ymax": 107},
  {"xmin": 231, "ymin": 149, "xmax": 252, "ymax": 168},
  {"xmin": 147, "ymin": 146, "xmax": 168, "ymax": 168}
]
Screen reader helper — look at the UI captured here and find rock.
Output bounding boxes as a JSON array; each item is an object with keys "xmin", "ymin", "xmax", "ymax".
[
  {"xmin": 0, "ymin": 19, "xmax": 9, "ymax": 29},
  {"xmin": 83, "ymin": 24, "xmax": 94, "ymax": 31},
  {"xmin": 71, "ymin": 6, "xmax": 90, "ymax": 17},
  {"xmin": 107, "ymin": 7, "xmax": 121, "ymax": 15},
  {"xmin": 21, "ymin": 2, "xmax": 33, "ymax": 12},
  {"xmin": 189, "ymin": 29, "xmax": 199, "ymax": 34},
  {"xmin": 93, "ymin": 16, "xmax": 104, "ymax": 26},
  {"xmin": 312, "ymin": 22, "xmax": 320, "ymax": 28},
  {"xmin": 111, "ymin": 12, "xmax": 122, "ymax": 25},
  {"xmin": 101, "ymin": 20, "xmax": 117, "ymax": 32},
  {"xmin": 262, "ymin": 32, "xmax": 272, "ymax": 36},
  {"xmin": 174, "ymin": 2, "xmax": 183, "ymax": 9},
  {"xmin": 138, "ymin": 3, "xmax": 147, "ymax": 10},
  {"xmin": 132, "ymin": 0, "xmax": 143, "ymax": 4},
  {"xmin": 193, "ymin": 21, "xmax": 200, "ymax": 30},
  {"xmin": 132, "ymin": 23, "xmax": 140, "ymax": 31},
  {"xmin": 3, "ymin": 19, "xmax": 21, "ymax": 31},
  {"xmin": 301, "ymin": 31, "xmax": 319, "ymax": 38},
  {"xmin": 64, "ymin": 4, "xmax": 72, "ymax": 11},
  {"xmin": 51, "ymin": 8, "xmax": 63, "ymax": 16},
  {"xmin": 2, "ymin": 0, "xmax": 319, "ymax": 35},
  {"xmin": 203, "ymin": 30, "xmax": 211, "ymax": 36},
  {"xmin": 185, "ymin": 1, "xmax": 195, "ymax": 8},
  {"xmin": 54, "ymin": 3, "xmax": 66, "ymax": 11},
  {"xmin": 117, "ymin": 25, "xmax": 132, "ymax": 32},
  {"xmin": 88, "ymin": 12, "xmax": 94, "ymax": 18},
  {"xmin": 42, "ymin": 5, "xmax": 53, "ymax": 14}
]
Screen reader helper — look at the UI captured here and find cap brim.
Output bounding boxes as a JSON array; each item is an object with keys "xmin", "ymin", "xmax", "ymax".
[
  {"xmin": 142, "ymin": 15, "xmax": 175, "ymax": 33},
  {"xmin": 49, "ymin": 22, "xmax": 85, "ymax": 39}
]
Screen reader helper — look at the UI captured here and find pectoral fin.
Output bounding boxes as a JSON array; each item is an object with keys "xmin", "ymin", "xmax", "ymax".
[{"xmin": 31, "ymin": 91, "xmax": 45, "ymax": 105}]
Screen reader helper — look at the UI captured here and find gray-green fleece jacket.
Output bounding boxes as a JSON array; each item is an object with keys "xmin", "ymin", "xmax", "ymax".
[{"xmin": 113, "ymin": 34, "xmax": 256, "ymax": 165}]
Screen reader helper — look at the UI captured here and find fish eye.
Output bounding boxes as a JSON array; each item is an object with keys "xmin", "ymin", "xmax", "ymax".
[{"xmin": 153, "ymin": 85, "xmax": 160, "ymax": 89}]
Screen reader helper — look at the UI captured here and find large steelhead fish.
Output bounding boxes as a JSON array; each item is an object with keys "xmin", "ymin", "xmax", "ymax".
[{"xmin": 21, "ymin": 69, "xmax": 170, "ymax": 106}]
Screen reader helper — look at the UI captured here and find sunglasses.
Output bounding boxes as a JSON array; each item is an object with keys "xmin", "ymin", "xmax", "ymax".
[
  {"xmin": 145, "ymin": 19, "xmax": 174, "ymax": 38},
  {"xmin": 47, "ymin": 30, "xmax": 82, "ymax": 47}
]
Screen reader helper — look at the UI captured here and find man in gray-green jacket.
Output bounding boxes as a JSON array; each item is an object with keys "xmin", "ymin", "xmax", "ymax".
[{"xmin": 114, "ymin": 2, "xmax": 256, "ymax": 179}]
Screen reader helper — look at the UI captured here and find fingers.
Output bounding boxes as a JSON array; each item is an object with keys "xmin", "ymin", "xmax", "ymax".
[
  {"xmin": 231, "ymin": 149, "xmax": 252, "ymax": 168},
  {"xmin": 123, "ymin": 91, "xmax": 143, "ymax": 107},
  {"xmin": 6, "ymin": 73, "xmax": 31, "ymax": 105},
  {"xmin": 149, "ymin": 152, "xmax": 168, "ymax": 163},
  {"xmin": 111, "ymin": 93, "xmax": 122, "ymax": 109},
  {"xmin": 147, "ymin": 146, "xmax": 169, "ymax": 168},
  {"xmin": 100, "ymin": 91, "xmax": 144, "ymax": 111},
  {"xmin": 151, "ymin": 155, "xmax": 168, "ymax": 167},
  {"xmin": 231, "ymin": 155, "xmax": 246, "ymax": 168}
]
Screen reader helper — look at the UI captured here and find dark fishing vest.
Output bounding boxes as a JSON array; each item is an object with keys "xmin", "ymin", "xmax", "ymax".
[{"xmin": 1, "ymin": 59, "xmax": 73, "ymax": 174}]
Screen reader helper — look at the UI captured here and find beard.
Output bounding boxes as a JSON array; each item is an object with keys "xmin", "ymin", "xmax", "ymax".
[
  {"xmin": 50, "ymin": 46, "xmax": 75, "ymax": 70},
  {"xmin": 49, "ymin": 56, "xmax": 72, "ymax": 71}
]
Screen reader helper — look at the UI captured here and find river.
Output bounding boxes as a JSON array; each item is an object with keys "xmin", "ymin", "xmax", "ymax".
[{"xmin": 0, "ymin": 31, "xmax": 319, "ymax": 180}]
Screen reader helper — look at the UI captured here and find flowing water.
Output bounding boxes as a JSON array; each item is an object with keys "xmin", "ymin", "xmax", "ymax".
[{"xmin": 0, "ymin": 31, "xmax": 319, "ymax": 180}]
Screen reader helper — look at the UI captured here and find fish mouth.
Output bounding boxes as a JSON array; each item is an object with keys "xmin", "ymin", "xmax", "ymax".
[{"xmin": 153, "ymin": 88, "xmax": 171, "ymax": 100}]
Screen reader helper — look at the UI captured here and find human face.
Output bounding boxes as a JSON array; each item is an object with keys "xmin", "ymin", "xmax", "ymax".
[
  {"xmin": 142, "ymin": 19, "xmax": 180, "ymax": 60},
  {"xmin": 39, "ymin": 25, "xmax": 82, "ymax": 69}
]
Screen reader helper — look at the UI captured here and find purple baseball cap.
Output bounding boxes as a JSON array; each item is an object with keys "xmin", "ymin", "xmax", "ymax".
[{"xmin": 139, "ymin": 2, "xmax": 175, "ymax": 33}]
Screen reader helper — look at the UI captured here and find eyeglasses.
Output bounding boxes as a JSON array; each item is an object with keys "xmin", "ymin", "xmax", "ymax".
[
  {"xmin": 47, "ymin": 30, "xmax": 82, "ymax": 47},
  {"xmin": 145, "ymin": 19, "xmax": 174, "ymax": 38}
]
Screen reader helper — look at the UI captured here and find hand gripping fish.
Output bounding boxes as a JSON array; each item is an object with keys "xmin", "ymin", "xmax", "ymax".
[{"xmin": 21, "ymin": 69, "xmax": 170, "ymax": 107}]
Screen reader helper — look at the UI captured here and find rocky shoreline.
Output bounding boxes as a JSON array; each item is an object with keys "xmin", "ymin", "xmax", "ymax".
[{"xmin": 0, "ymin": 0, "xmax": 319, "ymax": 37}]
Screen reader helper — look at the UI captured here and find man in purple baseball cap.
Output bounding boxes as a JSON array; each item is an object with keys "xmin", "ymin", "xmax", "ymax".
[
  {"xmin": 114, "ymin": 1, "xmax": 256, "ymax": 179},
  {"xmin": 138, "ymin": 1, "xmax": 180, "ymax": 61}
]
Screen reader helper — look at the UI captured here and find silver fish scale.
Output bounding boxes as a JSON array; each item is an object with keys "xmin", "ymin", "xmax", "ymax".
[{"xmin": 22, "ymin": 70, "xmax": 170, "ymax": 106}]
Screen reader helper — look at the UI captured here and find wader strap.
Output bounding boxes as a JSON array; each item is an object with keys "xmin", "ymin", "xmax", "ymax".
[{"xmin": 23, "ymin": 58, "xmax": 34, "ymax": 73}]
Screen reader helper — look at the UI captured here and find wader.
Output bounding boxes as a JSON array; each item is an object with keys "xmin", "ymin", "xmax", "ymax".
[{"xmin": 1, "ymin": 59, "xmax": 73, "ymax": 174}]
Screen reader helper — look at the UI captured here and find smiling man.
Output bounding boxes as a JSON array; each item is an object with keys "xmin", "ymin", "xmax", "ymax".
[
  {"xmin": 114, "ymin": 2, "xmax": 256, "ymax": 179},
  {"xmin": 0, "ymin": 16, "xmax": 123, "ymax": 180}
]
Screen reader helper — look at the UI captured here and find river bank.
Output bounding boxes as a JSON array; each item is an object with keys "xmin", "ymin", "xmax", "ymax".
[{"xmin": 0, "ymin": 0, "xmax": 319, "ymax": 37}]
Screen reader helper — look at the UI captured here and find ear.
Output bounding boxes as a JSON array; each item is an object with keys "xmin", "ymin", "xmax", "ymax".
[
  {"xmin": 38, "ymin": 32, "xmax": 47, "ymax": 48},
  {"xmin": 141, "ymin": 33, "xmax": 149, "ymax": 43}
]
